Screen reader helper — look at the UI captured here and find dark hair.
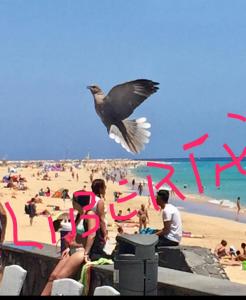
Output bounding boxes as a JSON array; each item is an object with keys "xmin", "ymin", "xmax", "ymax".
[
  {"xmin": 157, "ymin": 190, "xmax": 169, "ymax": 203},
  {"xmin": 73, "ymin": 191, "xmax": 90, "ymax": 208},
  {"xmin": 91, "ymin": 179, "xmax": 106, "ymax": 197},
  {"xmin": 221, "ymin": 240, "xmax": 227, "ymax": 246},
  {"xmin": 241, "ymin": 243, "xmax": 246, "ymax": 249}
]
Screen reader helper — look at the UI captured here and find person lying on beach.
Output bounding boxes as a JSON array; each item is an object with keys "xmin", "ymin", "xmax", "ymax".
[
  {"xmin": 5, "ymin": 181, "xmax": 17, "ymax": 189},
  {"xmin": 17, "ymin": 182, "xmax": 28, "ymax": 190},
  {"xmin": 42, "ymin": 174, "xmax": 51, "ymax": 181},
  {"xmin": 37, "ymin": 209, "xmax": 52, "ymax": 216},
  {"xmin": 220, "ymin": 259, "xmax": 242, "ymax": 266},
  {"xmin": 27, "ymin": 195, "xmax": 42, "ymax": 204},
  {"xmin": 182, "ymin": 231, "xmax": 205, "ymax": 238},
  {"xmin": 214, "ymin": 240, "xmax": 230, "ymax": 259},
  {"xmin": 34, "ymin": 194, "xmax": 43, "ymax": 203}
]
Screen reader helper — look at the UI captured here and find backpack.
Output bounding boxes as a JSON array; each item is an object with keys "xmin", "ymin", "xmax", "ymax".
[{"xmin": 25, "ymin": 204, "xmax": 30, "ymax": 215}]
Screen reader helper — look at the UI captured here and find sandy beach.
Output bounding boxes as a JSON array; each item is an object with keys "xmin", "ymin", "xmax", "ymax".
[{"xmin": 0, "ymin": 160, "xmax": 246, "ymax": 285}]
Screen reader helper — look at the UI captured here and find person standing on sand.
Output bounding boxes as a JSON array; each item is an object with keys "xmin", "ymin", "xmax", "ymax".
[
  {"xmin": 28, "ymin": 198, "xmax": 37, "ymax": 226},
  {"xmin": 236, "ymin": 196, "xmax": 241, "ymax": 221},
  {"xmin": 137, "ymin": 204, "xmax": 149, "ymax": 231},
  {"xmin": 62, "ymin": 189, "xmax": 69, "ymax": 207},
  {"xmin": 138, "ymin": 182, "xmax": 143, "ymax": 196}
]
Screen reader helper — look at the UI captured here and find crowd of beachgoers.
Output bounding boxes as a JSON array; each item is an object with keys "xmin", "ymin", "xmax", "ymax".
[{"xmin": 0, "ymin": 158, "xmax": 246, "ymax": 285}]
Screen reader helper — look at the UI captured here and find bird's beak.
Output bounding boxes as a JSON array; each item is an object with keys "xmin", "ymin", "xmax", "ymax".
[{"xmin": 87, "ymin": 86, "xmax": 92, "ymax": 90}]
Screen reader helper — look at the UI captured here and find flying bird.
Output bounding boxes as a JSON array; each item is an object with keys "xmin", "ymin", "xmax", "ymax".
[{"xmin": 87, "ymin": 79, "xmax": 159, "ymax": 154}]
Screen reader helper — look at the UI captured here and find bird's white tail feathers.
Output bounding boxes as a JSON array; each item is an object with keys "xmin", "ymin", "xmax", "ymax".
[{"xmin": 109, "ymin": 118, "xmax": 151, "ymax": 154}]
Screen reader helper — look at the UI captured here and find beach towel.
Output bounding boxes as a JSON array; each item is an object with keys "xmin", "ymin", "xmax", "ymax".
[
  {"xmin": 140, "ymin": 227, "xmax": 157, "ymax": 234},
  {"xmin": 242, "ymin": 261, "xmax": 246, "ymax": 270},
  {"xmin": 182, "ymin": 231, "xmax": 205, "ymax": 238},
  {"xmin": 80, "ymin": 258, "xmax": 113, "ymax": 295}
]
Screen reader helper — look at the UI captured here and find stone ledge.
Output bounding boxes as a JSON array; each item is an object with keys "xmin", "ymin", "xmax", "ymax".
[
  {"xmin": 93, "ymin": 265, "xmax": 246, "ymax": 296},
  {"xmin": 157, "ymin": 267, "xmax": 246, "ymax": 296},
  {"xmin": 1, "ymin": 243, "xmax": 245, "ymax": 296},
  {"xmin": 157, "ymin": 245, "xmax": 229, "ymax": 280},
  {"xmin": 1, "ymin": 242, "xmax": 60, "ymax": 295}
]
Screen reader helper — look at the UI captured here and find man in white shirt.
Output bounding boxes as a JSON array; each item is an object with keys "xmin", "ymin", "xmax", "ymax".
[{"xmin": 155, "ymin": 189, "xmax": 182, "ymax": 247}]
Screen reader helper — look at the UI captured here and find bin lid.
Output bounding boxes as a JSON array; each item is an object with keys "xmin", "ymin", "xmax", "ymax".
[{"xmin": 116, "ymin": 234, "xmax": 158, "ymax": 247}]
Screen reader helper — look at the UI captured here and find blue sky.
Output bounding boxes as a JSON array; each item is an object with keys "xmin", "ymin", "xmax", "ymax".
[{"xmin": 0, "ymin": 0, "xmax": 245, "ymax": 160}]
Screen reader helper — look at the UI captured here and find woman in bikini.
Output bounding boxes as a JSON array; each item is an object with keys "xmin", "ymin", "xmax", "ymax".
[{"xmin": 41, "ymin": 193, "xmax": 108, "ymax": 296}]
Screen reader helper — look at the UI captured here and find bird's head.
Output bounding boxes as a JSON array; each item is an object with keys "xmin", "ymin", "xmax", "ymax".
[{"xmin": 87, "ymin": 85, "xmax": 102, "ymax": 95}]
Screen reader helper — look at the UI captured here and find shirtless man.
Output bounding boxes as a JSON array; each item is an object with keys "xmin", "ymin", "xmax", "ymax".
[{"xmin": 137, "ymin": 204, "xmax": 149, "ymax": 231}]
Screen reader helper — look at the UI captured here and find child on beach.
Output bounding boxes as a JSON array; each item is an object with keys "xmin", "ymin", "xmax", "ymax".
[{"xmin": 234, "ymin": 243, "xmax": 246, "ymax": 261}]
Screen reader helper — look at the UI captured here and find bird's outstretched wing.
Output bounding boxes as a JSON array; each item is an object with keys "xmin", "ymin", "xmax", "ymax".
[{"xmin": 104, "ymin": 79, "xmax": 159, "ymax": 120}]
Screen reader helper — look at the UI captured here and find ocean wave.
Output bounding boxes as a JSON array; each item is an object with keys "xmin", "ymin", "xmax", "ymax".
[
  {"xmin": 208, "ymin": 199, "xmax": 236, "ymax": 209},
  {"xmin": 220, "ymin": 199, "xmax": 236, "ymax": 209}
]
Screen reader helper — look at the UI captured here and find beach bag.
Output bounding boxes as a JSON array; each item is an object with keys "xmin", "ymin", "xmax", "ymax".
[{"xmin": 24, "ymin": 204, "xmax": 30, "ymax": 215}]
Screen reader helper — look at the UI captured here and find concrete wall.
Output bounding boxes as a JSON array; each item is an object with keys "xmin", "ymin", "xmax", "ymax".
[
  {"xmin": 1, "ymin": 243, "xmax": 60, "ymax": 295},
  {"xmin": 2, "ymin": 243, "xmax": 246, "ymax": 296},
  {"xmin": 92, "ymin": 265, "xmax": 246, "ymax": 296},
  {"xmin": 157, "ymin": 245, "xmax": 229, "ymax": 280}
]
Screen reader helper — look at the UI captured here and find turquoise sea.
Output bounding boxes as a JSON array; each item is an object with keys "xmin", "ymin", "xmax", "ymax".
[{"xmin": 132, "ymin": 157, "xmax": 246, "ymax": 211}]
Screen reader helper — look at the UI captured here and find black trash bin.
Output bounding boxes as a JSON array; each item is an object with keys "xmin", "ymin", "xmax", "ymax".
[{"xmin": 114, "ymin": 234, "xmax": 158, "ymax": 295}]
